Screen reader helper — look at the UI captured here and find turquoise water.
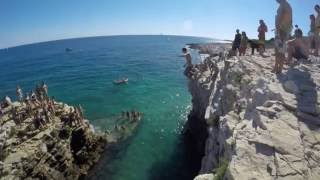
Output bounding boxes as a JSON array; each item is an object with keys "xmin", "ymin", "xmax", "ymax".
[{"xmin": 0, "ymin": 35, "xmax": 211, "ymax": 180}]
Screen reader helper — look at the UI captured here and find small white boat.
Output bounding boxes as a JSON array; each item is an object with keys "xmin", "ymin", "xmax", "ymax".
[{"xmin": 113, "ymin": 78, "xmax": 128, "ymax": 85}]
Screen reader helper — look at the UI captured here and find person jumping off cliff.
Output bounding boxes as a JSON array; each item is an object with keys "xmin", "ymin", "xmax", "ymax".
[{"xmin": 273, "ymin": 0, "xmax": 292, "ymax": 74}]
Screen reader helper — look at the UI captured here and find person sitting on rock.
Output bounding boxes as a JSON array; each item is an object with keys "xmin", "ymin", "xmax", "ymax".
[
  {"xmin": 43, "ymin": 106, "xmax": 51, "ymax": 123},
  {"xmin": 31, "ymin": 91, "xmax": 40, "ymax": 107},
  {"xmin": 47, "ymin": 100, "xmax": 55, "ymax": 115},
  {"xmin": 35, "ymin": 84, "xmax": 42, "ymax": 99},
  {"xmin": 25, "ymin": 93, "xmax": 30, "ymax": 103},
  {"xmin": 25, "ymin": 100, "xmax": 33, "ymax": 118},
  {"xmin": 34, "ymin": 110, "xmax": 45, "ymax": 128},
  {"xmin": 3, "ymin": 96, "xmax": 12, "ymax": 108},
  {"xmin": 287, "ymin": 27, "xmax": 309, "ymax": 63},
  {"xmin": 16, "ymin": 85, "xmax": 23, "ymax": 103},
  {"xmin": 11, "ymin": 106, "xmax": 18, "ymax": 122}
]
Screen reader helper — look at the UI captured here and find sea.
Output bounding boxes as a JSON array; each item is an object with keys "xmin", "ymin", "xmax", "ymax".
[{"xmin": 0, "ymin": 35, "xmax": 212, "ymax": 180}]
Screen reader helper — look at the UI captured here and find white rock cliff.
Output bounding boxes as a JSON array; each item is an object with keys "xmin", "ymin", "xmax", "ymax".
[{"xmin": 186, "ymin": 50, "xmax": 320, "ymax": 180}]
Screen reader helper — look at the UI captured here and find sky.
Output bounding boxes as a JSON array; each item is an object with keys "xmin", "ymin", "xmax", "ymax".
[{"xmin": 0, "ymin": 0, "xmax": 318, "ymax": 48}]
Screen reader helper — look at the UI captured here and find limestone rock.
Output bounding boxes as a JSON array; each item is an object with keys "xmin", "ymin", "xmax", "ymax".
[
  {"xmin": 186, "ymin": 48, "xmax": 320, "ymax": 180},
  {"xmin": 283, "ymin": 80, "xmax": 299, "ymax": 94}
]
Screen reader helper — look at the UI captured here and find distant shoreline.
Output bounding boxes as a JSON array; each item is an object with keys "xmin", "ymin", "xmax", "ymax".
[{"xmin": 0, "ymin": 35, "xmax": 218, "ymax": 50}]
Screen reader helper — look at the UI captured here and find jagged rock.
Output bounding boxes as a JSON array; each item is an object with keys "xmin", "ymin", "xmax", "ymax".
[
  {"xmin": 188, "ymin": 49, "xmax": 320, "ymax": 180},
  {"xmin": 194, "ymin": 173, "xmax": 214, "ymax": 180},
  {"xmin": 283, "ymin": 80, "xmax": 299, "ymax": 94},
  {"xmin": 0, "ymin": 102, "xmax": 107, "ymax": 179}
]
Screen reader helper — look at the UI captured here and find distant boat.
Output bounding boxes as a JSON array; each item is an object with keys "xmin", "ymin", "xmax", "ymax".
[
  {"xmin": 65, "ymin": 48, "xmax": 72, "ymax": 52},
  {"xmin": 113, "ymin": 78, "xmax": 128, "ymax": 85}
]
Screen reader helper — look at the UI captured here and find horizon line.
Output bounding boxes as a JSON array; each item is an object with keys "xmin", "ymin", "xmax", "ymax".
[{"xmin": 0, "ymin": 34, "xmax": 223, "ymax": 50}]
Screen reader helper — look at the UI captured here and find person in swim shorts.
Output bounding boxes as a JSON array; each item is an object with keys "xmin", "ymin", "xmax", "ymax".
[{"xmin": 273, "ymin": 0, "xmax": 292, "ymax": 74}]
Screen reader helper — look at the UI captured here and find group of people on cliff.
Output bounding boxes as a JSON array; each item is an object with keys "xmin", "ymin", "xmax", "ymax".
[
  {"xmin": 0, "ymin": 82, "xmax": 87, "ymax": 130},
  {"xmin": 180, "ymin": 0, "xmax": 318, "ymax": 75},
  {"xmin": 231, "ymin": 19, "xmax": 268, "ymax": 56},
  {"xmin": 232, "ymin": 0, "xmax": 317, "ymax": 74}
]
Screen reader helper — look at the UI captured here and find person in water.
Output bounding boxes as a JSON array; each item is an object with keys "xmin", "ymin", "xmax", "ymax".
[
  {"xmin": 314, "ymin": 4, "xmax": 320, "ymax": 56},
  {"xmin": 258, "ymin": 20, "xmax": 268, "ymax": 52},
  {"xmin": 273, "ymin": 0, "xmax": 292, "ymax": 74},
  {"xmin": 287, "ymin": 27, "xmax": 309, "ymax": 63},
  {"xmin": 180, "ymin": 48, "xmax": 193, "ymax": 76},
  {"xmin": 309, "ymin": 14, "xmax": 316, "ymax": 54},
  {"xmin": 239, "ymin": 31, "xmax": 248, "ymax": 56},
  {"xmin": 232, "ymin": 29, "xmax": 242, "ymax": 55}
]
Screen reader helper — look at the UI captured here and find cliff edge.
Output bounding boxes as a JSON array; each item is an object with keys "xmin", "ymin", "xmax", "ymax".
[
  {"xmin": 186, "ymin": 48, "xmax": 320, "ymax": 180},
  {"xmin": 0, "ymin": 86, "xmax": 142, "ymax": 179}
]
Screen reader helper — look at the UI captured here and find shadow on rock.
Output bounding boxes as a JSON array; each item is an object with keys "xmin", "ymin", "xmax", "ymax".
[{"xmin": 279, "ymin": 67, "xmax": 319, "ymax": 128}]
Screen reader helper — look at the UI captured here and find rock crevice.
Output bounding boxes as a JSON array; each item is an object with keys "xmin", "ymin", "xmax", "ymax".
[{"xmin": 186, "ymin": 49, "xmax": 320, "ymax": 180}]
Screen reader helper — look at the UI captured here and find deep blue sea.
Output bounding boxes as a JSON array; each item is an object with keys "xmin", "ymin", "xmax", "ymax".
[{"xmin": 0, "ymin": 35, "xmax": 211, "ymax": 180}]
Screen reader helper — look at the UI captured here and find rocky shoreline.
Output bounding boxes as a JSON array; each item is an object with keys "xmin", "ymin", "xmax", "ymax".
[
  {"xmin": 185, "ymin": 44, "xmax": 320, "ymax": 180},
  {"xmin": 0, "ymin": 85, "xmax": 142, "ymax": 179}
]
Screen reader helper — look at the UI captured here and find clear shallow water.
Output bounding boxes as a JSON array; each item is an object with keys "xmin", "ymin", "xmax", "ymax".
[{"xmin": 0, "ymin": 35, "xmax": 211, "ymax": 180}]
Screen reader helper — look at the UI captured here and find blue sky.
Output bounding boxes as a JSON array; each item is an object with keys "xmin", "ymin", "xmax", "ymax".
[{"xmin": 0, "ymin": 0, "xmax": 318, "ymax": 48}]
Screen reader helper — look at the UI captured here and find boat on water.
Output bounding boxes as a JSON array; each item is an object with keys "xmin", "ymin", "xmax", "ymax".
[
  {"xmin": 113, "ymin": 78, "xmax": 128, "ymax": 85},
  {"xmin": 65, "ymin": 48, "xmax": 72, "ymax": 52}
]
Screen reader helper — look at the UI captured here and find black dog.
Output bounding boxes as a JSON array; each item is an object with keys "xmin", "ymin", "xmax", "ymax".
[{"xmin": 248, "ymin": 40, "xmax": 263, "ymax": 55}]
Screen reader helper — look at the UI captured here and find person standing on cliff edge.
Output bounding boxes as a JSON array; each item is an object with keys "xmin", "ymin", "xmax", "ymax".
[
  {"xmin": 314, "ymin": 5, "xmax": 320, "ymax": 56},
  {"xmin": 179, "ymin": 47, "xmax": 193, "ymax": 76},
  {"xmin": 258, "ymin": 20, "xmax": 268, "ymax": 53},
  {"xmin": 232, "ymin": 29, "xmax": 242, "ymax": 55},
  {"xmin": 273, "ymin": 0, "xmax": 292, "ymax": 74}
]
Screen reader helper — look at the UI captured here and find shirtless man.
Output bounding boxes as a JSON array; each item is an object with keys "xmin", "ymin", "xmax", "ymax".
[
  {"xmin": 180, "ymin": 48, "xmax": 193, "ymax": 76},
  {"xmin": 287, "ymin": 28, "xmax": 309, "ymax": 63},
  {"xmin": 258, "ymin": 20, "xmax": 268, "ymax": 52},
  {"xmin": 273, "ymin": 0, "xmax": 292, "ymax": 74},
  {"xmin": 16, "ymin": 85, "xmax": 23, "ymax": 103},
  {"xmin": 314, "ymin": 5, "xmax": 320, "ymax": 56}
]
